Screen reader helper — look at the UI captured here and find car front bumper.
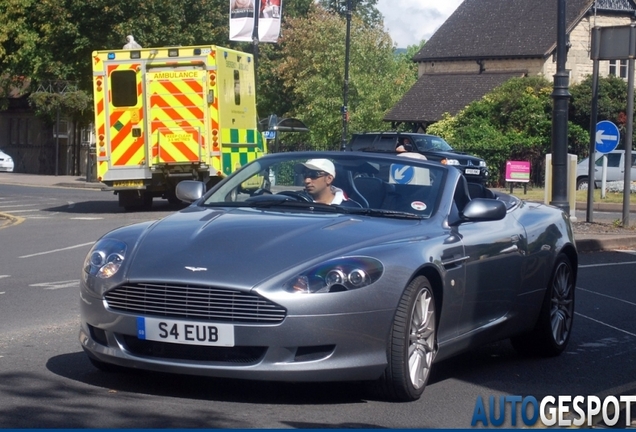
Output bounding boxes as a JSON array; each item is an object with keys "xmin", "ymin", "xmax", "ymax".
[{"xmin": 79, "ymin": 289, "xmax": 394, "ymax": 382}]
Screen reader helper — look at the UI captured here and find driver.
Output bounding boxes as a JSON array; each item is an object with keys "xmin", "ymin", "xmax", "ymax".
[{"xmin": 294, "ymin": 159, "xmax": 358, "ymax": 206}]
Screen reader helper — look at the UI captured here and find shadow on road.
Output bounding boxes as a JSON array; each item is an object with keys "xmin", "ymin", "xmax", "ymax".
[
  {"xmin": 46, "ymin": 351, "xmax": 370, "ymax": 406},
  {"xmin": 40, "ymin": 200, "xmax": 188, "ymax": 215}
]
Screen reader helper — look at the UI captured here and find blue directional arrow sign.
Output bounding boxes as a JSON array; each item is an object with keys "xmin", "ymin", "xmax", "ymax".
[
  {"xmin": 595, "ymin": 120, "xmax": 620, "ymax": 154},
  {"xmin": 390, "ymin": 164, "xmax": 414, "ymax": 184}
]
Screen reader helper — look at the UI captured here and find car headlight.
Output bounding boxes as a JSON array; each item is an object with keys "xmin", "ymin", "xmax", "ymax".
[
  {"xmin": 285, "ymin": 257, "xmax": 383, "ymax": 294},
  {"xmin": 441, "ymin": 158, "xmax": 460, "ymax": 166},
  {"xmin": 84, "ymin": 238, "xmax": 127, "ymax": 278},
  {"xmin": 479, "ymin": 161, "xmax": 487, "ymax": 167}
]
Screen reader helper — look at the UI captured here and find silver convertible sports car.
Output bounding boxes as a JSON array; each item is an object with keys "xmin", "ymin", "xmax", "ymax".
[{"xmin": 79, "ymin": 151, "xmax": 577, "ymax": 401}]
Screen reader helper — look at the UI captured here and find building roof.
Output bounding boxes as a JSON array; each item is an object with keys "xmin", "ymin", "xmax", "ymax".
[
  {"xmin": 383, "ymin": 71, "xmax": 525, "ymax": 123},
  {"xmin": 413, "ymin": 0, "xmax": 594, "ymax": 62},
  {"xmin": 387, "ymin": 0, "xmax": 636, "ymax": 125}
]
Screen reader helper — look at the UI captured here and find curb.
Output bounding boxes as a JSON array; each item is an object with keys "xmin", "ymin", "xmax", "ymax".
[{"xmin": 575, "ymin": 236, "xmax": 636, "ymax": 253}]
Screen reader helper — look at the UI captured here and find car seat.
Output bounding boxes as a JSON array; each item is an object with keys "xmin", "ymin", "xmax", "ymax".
[{"xmin": 353, "ymin": 177, "xmax": 387, "ymax": 208}]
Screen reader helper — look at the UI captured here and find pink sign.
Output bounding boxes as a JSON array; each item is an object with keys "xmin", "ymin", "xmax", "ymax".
[{"xmin": 505, "ymin": 160, "xmax": 530, "ymax": 183}]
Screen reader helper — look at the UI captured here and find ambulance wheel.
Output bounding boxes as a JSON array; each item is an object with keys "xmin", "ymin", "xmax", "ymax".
[{"xmin": 167, "ymin": 186, "xmax": 181, "ymax": 205}]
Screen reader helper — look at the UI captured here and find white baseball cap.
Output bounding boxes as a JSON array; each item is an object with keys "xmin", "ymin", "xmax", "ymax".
[{"xmin": 295, "ymin": 158, "xmax": 336, "ymax": 178}]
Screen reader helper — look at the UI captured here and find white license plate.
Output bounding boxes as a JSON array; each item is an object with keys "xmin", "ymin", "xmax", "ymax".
[
  {"xmin": 465, "ymin": 168, "xmax": 481, "ymax": 175},
  {"xmin": 137, "ymin": 317, "xmax": 235, "ymax": 347}
]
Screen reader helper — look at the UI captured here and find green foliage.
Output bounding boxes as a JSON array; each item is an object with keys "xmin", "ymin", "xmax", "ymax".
[
  {"xmin": 433, "ymin": 76, "xmax": 589, "ymax": 186},
  {"xmin": 569, "ymin": 74, "xmax": 636, "ymax": 151},
  {"xmin": 27, "ymin": 89, "xmax": 91, "ymax": 125},
  {"xmin": 274, "ymin": 4, "xmax": 417, "ymax": 150}
]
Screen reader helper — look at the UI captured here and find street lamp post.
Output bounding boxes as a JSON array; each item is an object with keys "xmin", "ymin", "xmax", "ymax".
[
  {"xmin": 550, "ymin": 0, "xmax": 570, "ymax": 215},
  {"xmin": 340, "ymin": 0, "xmax": 352, "ymax": 151}
]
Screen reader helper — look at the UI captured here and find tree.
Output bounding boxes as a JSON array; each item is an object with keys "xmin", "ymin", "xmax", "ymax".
[
  {"xmin": 428, "ymin": 76, "xmax": 588, "ymax": 186},
  {"xmin": 0, "ymin": 0, "xmax": 233, "ymax": 122},
  {"xmin": 274, "ymin": 4, "xmax": 417, "ymax": 149},
  {"xmin": 569, "ymin": 74, "xmax": 636, "ymax": 151}
]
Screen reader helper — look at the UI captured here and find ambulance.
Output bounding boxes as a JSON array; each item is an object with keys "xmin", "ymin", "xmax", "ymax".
[{"xmin": 91, "ymin": 44, "xmax": 265, "ymax": 209}]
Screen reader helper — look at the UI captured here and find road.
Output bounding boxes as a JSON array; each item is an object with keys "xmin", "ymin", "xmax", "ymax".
[{"xmin": 1, "ymin": 184, "xmax": 635, "ymax": 428}]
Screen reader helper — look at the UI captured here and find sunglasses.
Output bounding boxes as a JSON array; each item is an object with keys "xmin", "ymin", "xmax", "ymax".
[{"xmin": 302, "ymin": 170, "xmax": 328, "ymax": 180}]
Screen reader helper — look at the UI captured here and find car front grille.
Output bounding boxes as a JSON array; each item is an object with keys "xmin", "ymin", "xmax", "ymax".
[{"xmin": 104, "ymin": 282, "xmax": 286, "ymax": 324}]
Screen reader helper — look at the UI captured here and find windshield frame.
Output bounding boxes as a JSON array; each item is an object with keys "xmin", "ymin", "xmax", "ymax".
[{"xmin": 200, "ymin": 151, "xmax": 448, "ymax": 219}]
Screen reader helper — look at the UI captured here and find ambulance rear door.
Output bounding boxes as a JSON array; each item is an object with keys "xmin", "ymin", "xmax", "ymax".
[{"xmin": 145, "ymin": 65, "xmax": 208, "ymax": 168}]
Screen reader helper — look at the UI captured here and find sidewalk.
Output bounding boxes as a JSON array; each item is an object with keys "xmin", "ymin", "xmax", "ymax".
[{"xmin": 1, "ymin": 172, "xmax": 636, "ymax": 252}]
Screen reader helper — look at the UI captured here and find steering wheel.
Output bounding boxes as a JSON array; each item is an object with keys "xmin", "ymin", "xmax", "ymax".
[{"xmin": 276, "ymin": 190, "xmax": 313, "ymax": 202}]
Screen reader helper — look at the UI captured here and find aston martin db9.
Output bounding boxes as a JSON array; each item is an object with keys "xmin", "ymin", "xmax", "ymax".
[{"xmin": 79, "ymin": 151, "xmax": 577, "ymax": 401}]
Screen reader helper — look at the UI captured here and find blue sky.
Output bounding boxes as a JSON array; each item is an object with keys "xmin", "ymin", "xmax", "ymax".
[{"xmin": 376, "ymin": 0, "xmax": 463, "ymax": 48}]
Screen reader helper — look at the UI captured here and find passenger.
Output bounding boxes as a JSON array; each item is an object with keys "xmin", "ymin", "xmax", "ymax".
[
  {"xmin": 395, "ymin": 137, "xmax": 415, "ymax": 153},
  {"xmin": 294, "ymin": 159, "xmax": 359, "ymax": 207}
]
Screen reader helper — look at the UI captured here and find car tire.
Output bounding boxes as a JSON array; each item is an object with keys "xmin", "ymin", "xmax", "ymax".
[
  {"xmin": 576, "ymin": 176, "xmax": 590, "ymax": 190},
  {"xmin": 511, "ymin": 254, "xmax": 575, "ymax": 357},
  {"xmin": 374, "ymin": 276, "xmax": 437, "ymax": 401}
]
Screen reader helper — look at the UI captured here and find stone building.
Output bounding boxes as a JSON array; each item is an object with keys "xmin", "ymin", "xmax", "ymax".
[{"xmin": 385, "ymin": 0, "xmax": 636, "ymax": 131}]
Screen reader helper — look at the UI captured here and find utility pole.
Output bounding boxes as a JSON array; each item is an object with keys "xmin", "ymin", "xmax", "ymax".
[
  {"xmin": 340, "ymin": 0, "xmax": 352, "ymax": 151},
  {"xmin": 252, "ymin": 0, "xmax": 261, "ymax": 99},
  {"xmin": 550, "ymin": 0, "xmax": 571, "ymax": 214}
]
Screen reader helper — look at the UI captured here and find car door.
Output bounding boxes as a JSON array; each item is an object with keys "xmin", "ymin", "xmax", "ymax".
[{"xmin": 452, "ymin": 185, "xmax": 527, "ymax": 336}]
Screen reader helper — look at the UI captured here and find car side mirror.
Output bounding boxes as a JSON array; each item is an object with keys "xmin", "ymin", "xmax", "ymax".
[
  {"xmin": 459, "ymin": 198, "xmax": 506, "ymax": 223},
  {"xmin": 176, "ymin": 181, "xmax": 206, "ymax": 203}
]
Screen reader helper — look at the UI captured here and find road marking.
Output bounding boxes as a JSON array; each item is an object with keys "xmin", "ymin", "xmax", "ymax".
[
  {"xmin": 0, "ymin": 203, "xmax": 38, "ymax": 209},
  {"xmin": 0, "ymin": 275, "xmax": 10, "ymax": 279},
  {"xmin": 71, "ymin": 217, "xmax": 104, "ymax": 220},
  {"xmin": 19, "ymin": 241, "xmax": 94, "ymax": 258},
  {"xmin": 3, "ymin": 209, "xmax": 46, "ymax": 213},
  {"xmin": 576, "ymin": 312, "xmax": 636, "ymax": 338},
  {"xmin": 29, "ymin": 280, "xmax": 79, "ymax": 290},
  {"xmin": 578, "ymin": 287, "xmax": 636, "ymax": 307},
  {"xmin": 579, "ymin": 260, "xmax": 636, "ymax": 269}
]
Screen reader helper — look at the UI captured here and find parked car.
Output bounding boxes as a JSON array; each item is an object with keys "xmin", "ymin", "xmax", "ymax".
[
  {"xmin": 346, "ymin": 132, "xmax": 488, "ymax": 184},
  {"xmin": 576, "ymin": 149, "xmax": 636, "ymax": 190},
  {"xmin": 0, "ymin": 149, "xmax": 14, "ymax": 172},
  {"xmin": 79, "ymin": 151, "xmax": 577, "ymax": 402}
]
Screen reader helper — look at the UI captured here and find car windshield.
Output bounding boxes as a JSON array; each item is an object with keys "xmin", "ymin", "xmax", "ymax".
[
  {"xmin": 201, "ymin": 152, "xmax": 447, "ymax": 219},
  {"xmin": 412, "ymin": 136, "xmax": 454, "ymax": 152}
]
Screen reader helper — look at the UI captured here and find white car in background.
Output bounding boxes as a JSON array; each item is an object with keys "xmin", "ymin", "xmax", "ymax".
[
  {"xmin": 576, "ymin": 149, "xmax": 636, "ymax": 190},
  {"xmin": 0, "ymin": 149, "xmax": 14, "ymax": 172}
]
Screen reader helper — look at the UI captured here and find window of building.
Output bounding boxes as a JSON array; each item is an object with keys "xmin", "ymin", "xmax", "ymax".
[{"xmin": 609, "ymin": 60, "xmax": 627, "ymax": 79}]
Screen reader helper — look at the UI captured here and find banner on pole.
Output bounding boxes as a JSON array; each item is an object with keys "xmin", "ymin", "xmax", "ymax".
[
  {"xmin": 229, "ymin": 0, "xmax": 256, "ymax": 42},
  {"xmin": 229, "ymin": 0, "xmax": 282, "ymax": 43},
  {"xmin": 258, "ymin": 0, "xmax": 282, "ymax": 43}
]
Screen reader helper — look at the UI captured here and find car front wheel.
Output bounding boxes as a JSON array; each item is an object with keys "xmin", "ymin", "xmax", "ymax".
[{"xmin": 375, "ymin": 276, "xmax": 437, "ymax": 401}]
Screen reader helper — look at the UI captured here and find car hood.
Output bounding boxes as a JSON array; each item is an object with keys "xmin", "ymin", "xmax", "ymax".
[{"xmin": 123, "ymin": 206, "xmax": 422, "ymax": 288}]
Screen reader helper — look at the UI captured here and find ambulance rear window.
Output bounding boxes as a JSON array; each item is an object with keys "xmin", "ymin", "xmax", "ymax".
[{"xmin": 111, "ymin": 70, "xmax": 138, "ymax": 107}]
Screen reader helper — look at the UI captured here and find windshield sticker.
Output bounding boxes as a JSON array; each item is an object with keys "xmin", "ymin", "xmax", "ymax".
[{"xmin": 411, "ymin": 201, "xmax": 427, "ymax": 211}]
